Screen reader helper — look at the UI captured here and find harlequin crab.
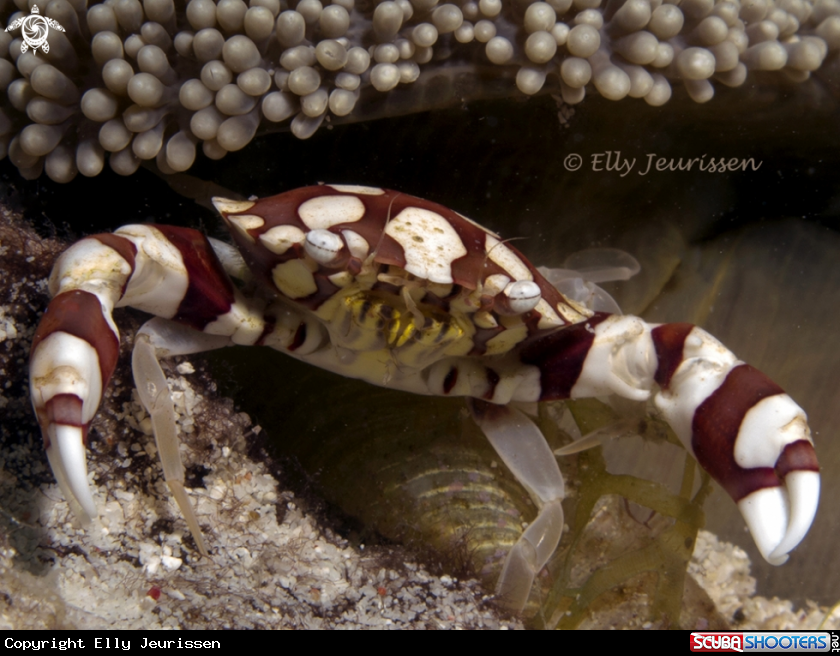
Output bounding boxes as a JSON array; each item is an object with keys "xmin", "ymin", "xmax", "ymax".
[{"xmin": 29, "ymin": 184, "xmax": 820, "ymax": 611}]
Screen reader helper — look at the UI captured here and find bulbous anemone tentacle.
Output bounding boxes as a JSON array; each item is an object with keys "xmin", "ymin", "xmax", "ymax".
[{"xmin": 2, "ymin": 0, "xmax": 838, "ymax": 181}]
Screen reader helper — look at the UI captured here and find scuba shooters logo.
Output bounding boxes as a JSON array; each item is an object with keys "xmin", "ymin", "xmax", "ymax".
[
  {"xmin": 5, "ymin": 4, "xmax": 65, "ymax": 54},
  {"xmin": 692, "ymin": 634, "xmax": 745, "ymax": 652},
  {"xmin": 690, "ymin": 633, "xmax": 837, "ymax": 652}
]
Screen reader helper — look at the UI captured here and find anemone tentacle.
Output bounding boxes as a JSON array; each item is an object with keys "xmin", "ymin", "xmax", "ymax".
[{"xmin": 0, "ymin": 0, "xmax": 837, "ymax": 182}]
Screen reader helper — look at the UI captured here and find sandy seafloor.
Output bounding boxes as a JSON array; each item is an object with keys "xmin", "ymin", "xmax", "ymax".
[{"xmin": 2, "ymin": 78, "xmax": 840, "ymax": 628}]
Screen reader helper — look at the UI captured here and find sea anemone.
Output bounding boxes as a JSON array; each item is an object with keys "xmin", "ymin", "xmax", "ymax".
[{"xmin": 0, "ymin": 0, "xmax": 837, "ymax": 183}]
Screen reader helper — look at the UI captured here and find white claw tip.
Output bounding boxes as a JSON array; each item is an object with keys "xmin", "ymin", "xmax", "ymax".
[
  {"xmin": 47, "ymin": 424, "xmax": 97, "ymax": 523},
  {"xmin": 737, "ymin": 470, "xmax": 820, "ymax": 565},
  {"xmin": 768, "ymin": 470, "xmax": 820, "ymax": 562}
]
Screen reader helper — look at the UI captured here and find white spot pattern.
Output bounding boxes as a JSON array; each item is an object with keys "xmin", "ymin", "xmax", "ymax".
[
  {"xmin": 211, "ymin": 197, "xmax": 256, "ymax": 215},
  {"xmin": 227, "ymin": 214, "xmax": 265, "ymax": 242},
  {"xmin": 259, "ymin": 225, "xmax": 306, "ymax": 254},
  {"xmin": 341, "ymin": 229, "xmax": 370, "ymax": 259},
  {"xmin": 485, "ymin": 235, "xmax": 533, "ymax": 282},
  {"xmin": 328, "ymin": 184, "xmax": 385, "ymax": 195},
  {"xmin": 384, "ymin": 207, "xmax": 467, "ymax": 284},
  {"xmin": 271, "ymin": 259, "xmax": 318, "ymax": 299},
  {"xmin": 534, "ymin": 299, "xmax": 564, "ymax": 329},
  {"xmin": 299, "ymin": 195, "xmax": 366, "ymax": 230},
  {"xmin": 482, "ymin": 274, "xmax": 511, "ymax": 297}
]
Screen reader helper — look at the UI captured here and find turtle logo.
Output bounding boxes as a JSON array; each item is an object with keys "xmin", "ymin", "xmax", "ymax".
[{"xmin": 5, "ymin": 5, "xmax": 65, "ymax": 54}]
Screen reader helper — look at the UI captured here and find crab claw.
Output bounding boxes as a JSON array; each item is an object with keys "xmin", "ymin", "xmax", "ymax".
[
  {"xmin": 653, "ymin": 325, "xmax": 820, "ymax": 565},
  {"xmin": 692, "ymin": 372, "xmax": 820, "ymax": 565},
  {"xmin": 29, "ymin": 288, "xmax": 122, "ymax": 527},
  {"xmin": 29, "ymin": 324, "xmax": 109, "ymax": 526},
  {"xmin": 738, "ymin": 470, "xmax": 820, "ymax": 565},
  {"xmin": 730, "ymin": 395, "xmax": 821, "ymax": 565}
]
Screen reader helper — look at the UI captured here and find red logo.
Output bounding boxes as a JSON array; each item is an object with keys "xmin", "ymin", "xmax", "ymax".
[{"xmin": 691, "ymin": 634, "xmax": 744, "ymax": 653}]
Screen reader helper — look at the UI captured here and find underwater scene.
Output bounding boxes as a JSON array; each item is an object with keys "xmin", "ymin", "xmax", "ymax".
[{"xmin": 0, "ymin": 0, "xmax": 839, "ymax": 630}]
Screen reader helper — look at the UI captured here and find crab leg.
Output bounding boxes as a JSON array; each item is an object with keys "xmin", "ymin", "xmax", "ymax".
[
  {"xmin": 29, "ymin": 225, "xmax": 268, "ymax": 551},
  {"xmin": 132, "ymin": 320, "xmax": 234, "ymax": 557},
  {"xmin": 470, "ymin": 400, "xmax": 565, "ymax": 611},
  {"xmin": 30, "ymin": 235, "xmax": 133, "ymax": 524},
  {"xmin": 518, "ymin": 313, "xmax": 820, "ymax": 566}
]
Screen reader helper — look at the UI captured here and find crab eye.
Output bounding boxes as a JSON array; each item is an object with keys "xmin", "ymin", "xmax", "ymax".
[
  {"xmin": 305, "ymin": 228, "xmax": 344, "ymax": 265},
  {"xmin": 504, "ymin": 280, "xmax": 541, "ymax": 314}
]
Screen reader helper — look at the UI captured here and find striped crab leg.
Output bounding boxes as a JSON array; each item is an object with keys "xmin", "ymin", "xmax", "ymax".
[
  {"xmin": 29, "ymin": 234, "xmax": 132, "ymax": 526},
  {"xmin": 452, "ymin": 313, "xmax": 819, "ymax": 609},
  {"xmin": 29, "ymin": 224, "xmax": 271, "ymax": 554},
  {"xmin": 517, "ymin": 313, "xmax": 820, "ymax": 566}
]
